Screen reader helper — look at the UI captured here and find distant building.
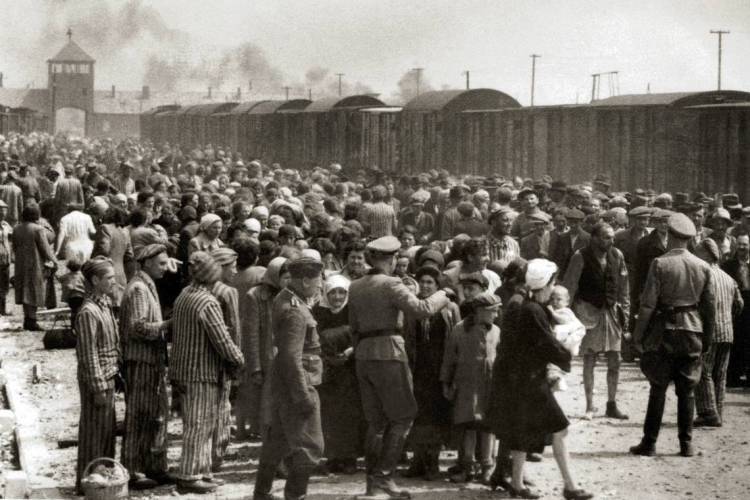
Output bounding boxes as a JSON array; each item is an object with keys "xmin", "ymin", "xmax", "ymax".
[{"xmin": 0, "ymin": 31, "xmax": 237, "ymax": 139}]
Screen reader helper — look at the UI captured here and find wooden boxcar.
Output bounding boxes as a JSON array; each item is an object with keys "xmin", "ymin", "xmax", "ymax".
[
  {"xmin": 399, "ymin": 89, "xmax": 521, "ymax": 174},
  {"xmin": 241, "ymin": 99, "xmax": 311, "ymax": 165},
  {"xmin": 184, "ymin": 102, "xmax": 238, "ymax": 149},
  {"xmin": 358, "ymin": 106, "xmax": 402, "ymax": 170},
  {"xmin": 293, "ymin": 95, "xmax": 385, "ymax": 170},
  {"xmin": 221, "ymin": 101, "xmax": 269, "ymax": 156}
]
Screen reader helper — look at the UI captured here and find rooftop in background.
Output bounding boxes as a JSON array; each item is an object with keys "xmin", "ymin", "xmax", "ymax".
[
  {"xmin": 402, "ymin": 88, "xmax": 521, "ymax": 112},
  {"xmin": 47, "ymin": 39, "xmax": 95, "ymax": 63},
  {"xmin": 303, "ymin": 95, "xmax": 384, "ymax": 113},
  {"xmin": 591, "ymin": 90, "xmax": 750, "ymax": 108}
]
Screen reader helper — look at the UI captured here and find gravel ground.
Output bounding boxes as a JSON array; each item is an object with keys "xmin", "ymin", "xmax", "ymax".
[{"xmin": 1, "ymin": 313, "xmax": 749, "ymax": 499}]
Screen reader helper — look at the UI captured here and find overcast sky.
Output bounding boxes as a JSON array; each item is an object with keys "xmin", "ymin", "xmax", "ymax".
[{"xmin": 1, "ymin": 0, "xmax": 748, "ymax": 105}]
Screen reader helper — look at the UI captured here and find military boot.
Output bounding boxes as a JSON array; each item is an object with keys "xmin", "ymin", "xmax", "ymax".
[{"xmin": 253, "ymin": 464, "xmax": 281, "ymax": 500}]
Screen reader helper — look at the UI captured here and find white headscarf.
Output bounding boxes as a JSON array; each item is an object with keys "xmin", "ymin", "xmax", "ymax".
[
  {"xmin": 323, "ymin": 274, "xmax": 350, "ymax": 314},
  {"xmin": 525, "ymin": 258, "xmax": 558, "ymax": 291}
]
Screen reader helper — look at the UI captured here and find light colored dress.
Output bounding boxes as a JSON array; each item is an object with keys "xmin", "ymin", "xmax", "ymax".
[{"xmin": 57, "ymin": 210, "xmax": 96, "ymax": 262}]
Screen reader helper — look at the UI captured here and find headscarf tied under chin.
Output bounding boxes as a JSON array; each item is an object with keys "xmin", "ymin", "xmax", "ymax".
[
  {"xmin": 199, "ymin": 213, "xmax": 222, "ymax": 234},
  {"xmin": 323, "ymin": 274, "xmax": 350, "ymax": 314},
  {"xmin": 525, "ymin": 258, "xmax": 558, "ymax": 291}
]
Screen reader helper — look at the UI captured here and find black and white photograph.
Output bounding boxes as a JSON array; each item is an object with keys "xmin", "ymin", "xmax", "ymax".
[{"xmin": 0, "ymin": 1, "xmax": 748, "ymax": 498}]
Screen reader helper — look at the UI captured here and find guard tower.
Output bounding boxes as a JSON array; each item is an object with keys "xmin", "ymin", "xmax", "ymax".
[{"xmin": 47, "ymin": 29, "xmax": 95, "ymax": 135}]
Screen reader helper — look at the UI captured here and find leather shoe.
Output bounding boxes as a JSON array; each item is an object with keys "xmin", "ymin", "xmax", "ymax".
[
  {"xmin": 563, "ymin": 488, "xmax": 594, "ymax": 499},
  {"xmin": 129, "ymin": 473, "xmax": 158, "ymax": 490},
  {"xmin": 679, "ymin": 442, "xmax": 694, "ymax": 457},
  {"xmin": 508, "ymin": 485, "xmax": 540, "ymax": 499},
  {"xmin": 693, "ymin": 415, "xmax": 722, "ymax": 428},
  {"xmin": 629, "ymin": 442, "xmax": 656, "ymax": 457},
  {"xmin": 176, "ymin": 479, "xmax": 218, "ymax": 494}
]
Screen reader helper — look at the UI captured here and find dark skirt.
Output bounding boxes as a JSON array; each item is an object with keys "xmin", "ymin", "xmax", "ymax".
[{"xmin": 319, "ymin": 363, "xmax": 364, "ymax": 459}]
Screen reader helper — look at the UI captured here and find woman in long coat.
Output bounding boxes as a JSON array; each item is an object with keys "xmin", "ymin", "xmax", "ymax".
[
  {"xmin": 13, "ymin": 204, "xmax": 56, "ymax": 331},
  {"xmin": 313, "ymin": 274, "xmax": 365, "ymax": 474},
  {"xmin": 402, "ymin": 266, "xmax": 460, "ymax": 480},
  {"xmin": 488, "ymin": 259, "xmax": 592, "ymax": 500}
]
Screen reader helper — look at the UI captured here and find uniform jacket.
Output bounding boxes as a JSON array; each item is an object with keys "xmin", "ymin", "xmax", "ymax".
[
  {"xmin": 12, "ymin": 222, "xmax": 56, "ymax": 307},
  {"xmin": 348, "ymin": 269, "xmax": 450, "ymax": 362},
  {"xmin": 270, "ymin": 287, "xmax": 322, "ymax": 406},
  {"xmin": 634, "ymin": 248, "xmax": 716, "ymax": 354}
]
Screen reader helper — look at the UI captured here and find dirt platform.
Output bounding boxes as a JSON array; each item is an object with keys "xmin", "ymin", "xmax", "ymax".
[{"xmin": 0, "ymin": 318, "xmax": 748, "ymax": 499}]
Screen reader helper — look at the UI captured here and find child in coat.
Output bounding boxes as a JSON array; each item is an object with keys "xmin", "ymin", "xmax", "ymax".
[{"xmin": 441, "ymin": 293, "xmax": 501, "ymax": 483}]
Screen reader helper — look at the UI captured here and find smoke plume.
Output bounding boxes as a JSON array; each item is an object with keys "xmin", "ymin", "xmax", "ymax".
[{"xmin": 394, "ymin": 69, "xmax": 435, "ymax": 104}]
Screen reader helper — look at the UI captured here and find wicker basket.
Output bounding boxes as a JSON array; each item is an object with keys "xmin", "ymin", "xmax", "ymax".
[{"xmin": 81, "ymin": 457, "xmax": 129, "ymax": 500}]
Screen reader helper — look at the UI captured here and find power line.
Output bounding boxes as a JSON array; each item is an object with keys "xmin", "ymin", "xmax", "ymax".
[
  {"xmin": 411, "ymin": 67, "xmax": 424, "ymax": 96},
  {"xmin": 530, "ymin": 54, "xmax": 541, "ymax": 106},
  {"xmin": 710, "ymin": 30, "xmax": 730, "ymax": 90},
  {"xmin": 336, "ymin": 73, "xmax": 344, "ymax": 96}
]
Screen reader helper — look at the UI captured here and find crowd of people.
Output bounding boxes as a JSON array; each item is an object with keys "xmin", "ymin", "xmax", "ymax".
[{"xmin": 0, "ymin": 130, "xmax": 747, "ymax": 499}]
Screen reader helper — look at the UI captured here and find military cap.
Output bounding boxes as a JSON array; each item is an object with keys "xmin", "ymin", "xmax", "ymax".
[
  {"xmin": 287, "ymin": 256, "xmax": 324, "ymax": 279},
  {"xmin": 565, "ymin": 208, "xmax": 585, "ymax": 220},
  {"xmin": 529, "ymin": 211, "xmax": 551, "ymax": 223},
  {"xmin": 629, "ymin": 206, "xmax": 651, "ymax": 217},
  {"xmin": 667, "ymin": 212, "xmax": 696, "ymax": 239},
  {"xmin": 517, "ymin": 187, "xmax": 536, "ymax": 200},
  {"xmin": 464, "ymin": 292, "xmax": 502, "ymax": 311},
  {"xmin": 366, "ymin": 236, "xmax": 401, "ymax": 255},
  {"xmin": 459, "ymin": 271, "xmax": 489, "ymax": 288},
  {"xmin": 651, "ymin": 208, "xmax": 673, "ymax": 220}
]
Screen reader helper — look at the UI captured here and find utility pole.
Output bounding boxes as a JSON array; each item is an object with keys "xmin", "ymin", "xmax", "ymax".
[
  {"xmin": 412, "ymin": 67, "xmax": 424, "ymax": 96},
  {"xmin": 591, "ymin": 73, "xmax": 600, "ymax": 102},
  {"xmin": 283, "ymin": 86, "xmax": 291, "ymax": 101},
  {"xmin": 710, "ymin": 30, "xmax": 730, "ymax": 90},
  {"xmin": 308, "ymin": 88, "xmax": 312, "ymax": 101},
  {"xmin": 336, "ymin": 73, "xmax": 344, "ymax": 96},
  {"xmin": 462, "ymin": 70, "xmax": 470, "ymax": 90},
  {"xmin": 530, "ymin": 54, "xmax": 540, "ymax": 106}
]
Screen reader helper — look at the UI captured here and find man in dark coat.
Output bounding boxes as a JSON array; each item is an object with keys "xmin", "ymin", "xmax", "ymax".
[
  {"xmin": 631, "ymin": 213, "xmax": 715, "ymax": 458},
  {"xmin": 254, "ymin": 257, "xmax": 324, "ymax": 500},
  {"xmin": 549, "ymin": 208, "xmax": 589, "ymax": 277},
  {"xmin": 721, "ymin": 233, "xmax": 750, "ymax": 387},
  {"xmin": 633, "ymin": 208, "xmax": 671, "ymax": 310}
]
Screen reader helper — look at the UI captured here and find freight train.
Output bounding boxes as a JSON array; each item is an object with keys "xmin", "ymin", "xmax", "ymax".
[{"xmin": 140, "ymin": 88, "xmax": 750, "ymax": 199}]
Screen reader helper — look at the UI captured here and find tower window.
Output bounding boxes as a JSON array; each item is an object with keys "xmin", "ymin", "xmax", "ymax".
[{"xmin": 78, "ymin": 64, "xmax": 89, "ymax": 74}]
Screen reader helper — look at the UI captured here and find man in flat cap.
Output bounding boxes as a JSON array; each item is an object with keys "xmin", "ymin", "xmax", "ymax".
[
  {"xmin": 633, "ymin": 209, "xmax": 671, "ymax": 313},
  {"xmin": 254, "ymin": 256, "xmax": 324, "ymax": 500},
  {"xmin": 120, "ymin": 244, "xmax": 172, "ymax": 489},
  {"xmin": 511, "ymin": 187, "xmax": 547, "ymax": 239},
  {"xmin": 398, "ymin": 192, "xmax": 435, "ymax": 244},
  {"xmin": 708, "ymin": 208, "xmax": 737, "ymax": 263},
  {"xmin": 348, "ymin": 236, "xmax": 451, "ymax": 498},
  {"xmin": 631, "ymin": 213, "xmax": 715, "ymax": 458},
  {"xmin": 210, "ymin": 247, "xmax": 242, "ymax": 472},
  {"xmin": 171, "ymin": 252, "xmax": 244, "ymax": 494},
  {"xmin": 520, "ymin": 211, "xmax": 551, "ymax": 260}
]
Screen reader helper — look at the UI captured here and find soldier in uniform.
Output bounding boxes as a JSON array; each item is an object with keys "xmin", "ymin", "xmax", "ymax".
[
  {"xmin": 253, "ymin": 256, "xmax": 325, "ymax": 500},
  {"xmin": 348, "ymin": 236, "xmax": 450, "ymax": 499},
  {"xmin": 630, "ymin": 213, "xmax": 716, "ymax": 458}
]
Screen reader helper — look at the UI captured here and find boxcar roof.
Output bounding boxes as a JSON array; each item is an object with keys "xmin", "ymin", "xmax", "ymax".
[
  {"xmin": 228, "ymin": 101, "xmax": 269, "ymax": 115},
  {"xmin": 591, "ymin": 91, "xmax": 750, "ymax": 107},
  {"xmin": 402, "ymin": 89, "xmax": 521, "ymax": 112},
  {"xmin": 303, "ymin": 95, "xmax": 385, "ymax": 113},
  {"xmin": 250, "ymin": 99, "xmax": 312, "ymax": 114},
  {"xmin": 186, "ymin": 102, "xmax": 239, "ymax": 115}
]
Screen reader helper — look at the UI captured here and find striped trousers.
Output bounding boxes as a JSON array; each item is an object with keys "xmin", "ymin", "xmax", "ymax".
[
  {"xmin": 212, "ymin": 378, "xmax": 232, "ymax": 465},
  {"xmin": 696, "ymin": 342, "xmax": 732, "ymax": 419},
  {"xmin": 178, "ymin": 382, "xmax": 220, "ymax": 480},
  {"xmin": 76, "ymin": 380, "xmax": 116, "ymax": 492},
  {"xmin": 121, "ymin": 361, "xmax": 169, "ymax": 477}
]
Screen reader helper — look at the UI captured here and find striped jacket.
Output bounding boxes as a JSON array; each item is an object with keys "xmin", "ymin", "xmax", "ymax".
[
  {"xmin": 76, "ymin": 295, "xmax": 121, "ymax": 393},
  {"xmin": 364, "ymin": 202, "xmax": 397, "ymax": 238},
  {"xmin": 169, "ymin": 284, "xmax": 244, "ymax": 383},
  {"xmin": 707, "ymin": 264, "xmax": 743, "ymax": 344},
  {"xmin": 120, "ymin": 271, "xmax": 167, "ymax": 365},
  {"xmin": 213, "ymin": 281, "xmax": 241, "ymax": 349}
]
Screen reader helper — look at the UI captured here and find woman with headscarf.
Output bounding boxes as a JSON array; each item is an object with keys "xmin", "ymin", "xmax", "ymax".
[
  {"xmin": 489, "ymin": 259, "xmax": 592, "ymax": 500},
  {"xmin": 188, "ymin": 213, "xmax": 224, "ymax": 257},
  {"xmin": 402, "ymin": 266, "xmax": 460, "ymax": 481},
  {"xmin": 236, "ymin": 256, "xmax": 290, "ymax": 439},
  {"xmin": 312, "ymin": 274, "xmax": 364, "ymax": 474}
]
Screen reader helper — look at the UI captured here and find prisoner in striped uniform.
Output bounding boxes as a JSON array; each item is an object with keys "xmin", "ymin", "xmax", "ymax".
[
  {"xmin": 75, "ymin": 257, "xmax": 120, "ymax": 495},
  {"xmin": 170, "ymin": 251, "xmax": 244, "ymax": 495},
  {"xmin": 694, "ymin": 238, "xmax": 743, "ymax": 426},
  {"xmin": 210, "ymin": 247, "xmax": 241, "ymax": 469},
  {"xmin": 119, "ymin": 244, "xmax": 172, "ymax": 489},
  {"xmin": 364, "ymin": 186, "xmax": 398, "ymax": 238}
]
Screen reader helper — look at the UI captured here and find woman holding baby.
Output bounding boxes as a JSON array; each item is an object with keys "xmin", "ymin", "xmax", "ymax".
[{"xmin": 487, "ymin": 258, "xmax": 593, "ymax": 500}]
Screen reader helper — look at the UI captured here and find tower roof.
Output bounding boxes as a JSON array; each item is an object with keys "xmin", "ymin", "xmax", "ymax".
[{"xmin": 48, "ymin": 39, "xmax": 95, "ymax": 63}]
